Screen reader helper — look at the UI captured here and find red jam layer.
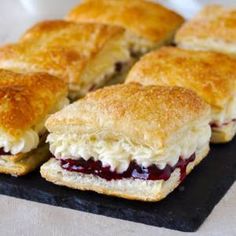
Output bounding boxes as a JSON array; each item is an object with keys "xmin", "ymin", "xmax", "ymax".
[
  {"xmin": 0, "ymin": 148, "xmax": 11, "ymax": 156},
  {"xmin": 60, "ymin": 154, "xmax": 195, "ymax": 181},
  {"xmin": 211, "ymin": 119, "xmax": 236, "ymax": 128}
]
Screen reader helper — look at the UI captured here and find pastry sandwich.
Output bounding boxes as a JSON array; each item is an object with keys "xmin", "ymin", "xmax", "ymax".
[
  {"xmin": 0, "ymin": 69, "xmax": 68, "ymax": 176},
  {"xmin": 41, "ymin": 83, "xmax": 211, "ymax": 201},
  {"xmin": 126, "ymin": 47, "xmax": 236, "ymax": 143},
  {"xmin": 66, "ymin": 0, "xmax": 184, "ymax": 56},
  {"xmin": 175, "ymin": 5, "xmax": 236, "ymax": 56},
  {"xmin": 0, "ymin": 20, "xmax": 131, "ymax": 99}
]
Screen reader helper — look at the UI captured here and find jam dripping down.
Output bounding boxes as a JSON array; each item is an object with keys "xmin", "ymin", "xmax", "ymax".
[{"xmin": 60, "ymin": 154, "xmax": 195, "ymax": 182}]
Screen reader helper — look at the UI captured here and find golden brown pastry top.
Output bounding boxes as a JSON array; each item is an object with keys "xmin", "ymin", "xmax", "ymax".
[
  {"xmin": 126, "ymin": 47, "xmax": 236, "ymax": 109},
  {"xmin": 0, "ymin": 20, "xmax": 125, "ymax": 85},
  {"xmin": 46, "ymin": 83, "xmax": 210, "ymax": 148},
  {"xmin": 175, "ymin": 5, "xmax": 236, "ymax": 44},
  {"xmin": 0, "ymin": 69, "xmax": 67, "ymax": 137},
  {"xmin": 66, "ymin": 0, "xmax": 184, "ymax": 43}
]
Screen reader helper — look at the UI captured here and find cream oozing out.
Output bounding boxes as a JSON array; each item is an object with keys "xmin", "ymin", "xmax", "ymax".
[
  {"xmin": 48, "ymin": 122, "xmax": 211, "ymax": 173},
  {"xmin": 0, "ymin": 97, "xmax": 69, "ymax": 155}
]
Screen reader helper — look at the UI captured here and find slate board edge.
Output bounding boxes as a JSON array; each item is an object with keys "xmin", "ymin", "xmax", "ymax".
[
  {"xmin": 0, "ymin": 179, "xmax": 200, "ymax": 232},
  {"xmin": 0, "ymin": 165, "xmax": 234, "ymax": 233}
]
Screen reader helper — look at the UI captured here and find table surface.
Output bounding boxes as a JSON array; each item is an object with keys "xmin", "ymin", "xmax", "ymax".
[{"xmin": 0, "ymin": 1, "xmax": 236, "ymax": 235}]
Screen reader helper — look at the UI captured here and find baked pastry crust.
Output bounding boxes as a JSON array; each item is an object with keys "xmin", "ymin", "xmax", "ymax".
[
  {"xmin": 0, "ymin": 69, "xmax": 67, "ymax": 138},
  {"xmin": 40, "ymin": 144, "xmax": 209, "ymax": 201},
  {"xmin": 175, "ymin": 5, "xmax": 236, "ymax": 55},
  {"xmin": 0, "ymin": 143, "xmax": 49, "ymax": 176},
  {"xmin": 211, "ymin": 122, "xmax": 236, "ymax": 143},
  {"xmin": 46, "ymin": 83, "xmax": 210, "ymax": 148},
  {"xmin": 126, "ymin": 47, "xmax": 236, "ymax": 110},
  {"xmin": 0, "ymin": 20, "xmax": 130, "ymax": 98},
  {"xmin": 66, "ymin": 0, "xmax": 184, "ymax": 53}
]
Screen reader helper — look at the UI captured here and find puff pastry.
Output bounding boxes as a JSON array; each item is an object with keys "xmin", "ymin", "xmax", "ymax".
[
  {"xmin": 126, "ymin": 47, "xmax": 236, "ymax": 143},
  {"xmin": 41, "ymin": 83, "xmax": 211, "ymax": 201},
  {"xmin": 175, "ymin": 5, "xmax": 236, "ymax": 56},
  {"xmin": 66, "ymin": 0, "xmax": 184, "ymax": 56},
  {"xmin": 0, "ymin": 69, "xmax": 68, "ymax": 176},
  {"xmin": 0, "ymin": 20, "xmax": 131, "ymax": 99}
]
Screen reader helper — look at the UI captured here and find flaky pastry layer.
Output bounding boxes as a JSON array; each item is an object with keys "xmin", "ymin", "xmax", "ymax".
[
  {"xmin": 0, "ymin": 143, "xmax": 50, "ymax": 176},
  {"xmin": 46, "ymin": 83, "xmax": 210, "ymax": 149},
  {"xmin": 0, "ymin": 69, "xmax": 67, "ymax": 138},
  {"xmin": 0, "ymin": 21, "xmax": 130, "ymax": 98},
  {"xmin": 126, "ymin": 47, "xmax": 236, "ymax": 124},
  {"xmin": 211, "ymin": 121, "xmax": 236, "ymax": 143},
  {"xmin": 0, "ymin": 97, "xmax": 68, "ymax": 155},
  {"xmin": 175, "ymin": 5, "xmax": 236, "ymax": 55},
  {"xmin": 66, "ymin": 0, "xmax": 184, "ymax": 54}
]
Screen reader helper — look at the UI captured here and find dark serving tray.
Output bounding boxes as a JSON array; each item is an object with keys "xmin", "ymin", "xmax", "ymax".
[{"xmin": 0, "ymin": 138, "xmax": 235, "ymax": 232}]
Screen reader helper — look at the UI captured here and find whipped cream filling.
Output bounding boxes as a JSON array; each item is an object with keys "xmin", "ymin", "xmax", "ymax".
[
  {"xmin": 48, "ymin": 123, "xmax": 211, "ymax": 173},
  {"xmin": 211, "ymin": 95, "xmax": 236, "ymax": 126},
  {"xmin": 0, "ymin": 97, "xmax": 69, "ymax": 155}
]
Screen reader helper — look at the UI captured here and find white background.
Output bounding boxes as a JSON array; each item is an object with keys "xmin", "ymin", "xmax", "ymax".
[{"xmin": 0, "ymin": 0, "xmax": 236, "ymax": 235}]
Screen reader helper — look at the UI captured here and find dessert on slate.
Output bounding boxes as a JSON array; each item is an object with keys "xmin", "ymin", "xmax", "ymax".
[
  {"xmin": 41, "ymin": 83, "xmax": 211, "ymax": 201},
  {"xmin": 175, "ymin": 5, "xmax": 236, "ymax": 56},
  {"xmin": 66, "ymin": 0, "xmax": 184, "ymax": 56},
  {"xmin": 0, "ymin": 20, "xmax": 131, "ymax": 99},
  {"xmin": 126, "ymin": 47, "xmax": 236, "ymax": 143},
  {"xmin": 0, "ymin": 69, "xmax": 68, "ymax": 176}
]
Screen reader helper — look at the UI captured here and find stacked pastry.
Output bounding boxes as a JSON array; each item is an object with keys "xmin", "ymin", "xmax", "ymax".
[
  {"xmin": 0, "ymin": 69, "xmax": 68, "ymax": 176},
  {"xmin": 125, "ymin": 4, "xmax": 236, "ymax": 143},
  {"xmin": 40, "ymin": 3, "xmax": 236, "ymax": 201},
  {"xmin": 66, "ymin": 0, "xmax": 184, "ymax": 56},
  {"xmin": 175, "ymin": 5, "xmax": 236, "ymax": 56},
  {"xmin": 0, "ymin": 21, "xmax": 131, "ymax": 99},
  {"xmin": 0, "ymin": 0, "xmax": 234, "ymax": 202},
  {"xmin": 126, "ymin": 47, "xmax": 236, "ymax": 143},
  {"xmin": 41, "ymin": 84, "xmax": 211, "ymax": 201},
  {"xmin": 0, "ymin": 0, "xmax": 184, "ymax": 179},
  {"xmin": 0, "ymin": 1, "xmax": 183, "ymax": 100}
]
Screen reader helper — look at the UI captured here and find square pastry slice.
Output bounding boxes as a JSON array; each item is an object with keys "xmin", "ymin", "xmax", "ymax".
[
  {"xmin": 126, "ymin": 47, "xmax": 236, "ymax": 143},
  {"xmin": 0, "ymin": 20, "xmax": 131, "ymax": 99},
  {"xmin": 175, "ymin": 5, "xmax": 236, "ymax": 56},
  {"xmin": 66, "ymin": 0, "xmax": 184, "ymax": 56},
  {"xmin": 41, "ymin": 83, "xmax": 211, "ymax": 201},
  {"xmin": 0, "ymin": 69, "xmax": 68, "ymax": 176}
]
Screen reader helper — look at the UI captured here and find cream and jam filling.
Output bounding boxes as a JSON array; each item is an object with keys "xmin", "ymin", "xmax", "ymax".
[
  {"xmin": 58, "ymin": 154, "xmax": 195, "ymax": 182},
  {"xmin": 0, "ymin": 132, "xmax": 48, "ymax": 156},
  {"xmin": 210, "ymin": 119, "xmax": 236, "ymax": 129},
  {"xmin": 0, "ymin": 148, "xmax": 10, "ymax": 156}
]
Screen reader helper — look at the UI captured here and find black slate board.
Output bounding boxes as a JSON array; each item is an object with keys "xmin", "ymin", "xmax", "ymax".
[{"xmin": 0, "ymin": 139, "xmax": 235, "ymax": 232}]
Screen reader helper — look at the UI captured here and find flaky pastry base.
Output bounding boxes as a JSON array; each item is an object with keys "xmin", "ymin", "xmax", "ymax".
[
  {"xmin": 211, "ymin": 122, "xmax": 236, "ymax": 143},
  {"xmin": 0, "ymin": 143, "xmax": 50, "ymax": 176}
]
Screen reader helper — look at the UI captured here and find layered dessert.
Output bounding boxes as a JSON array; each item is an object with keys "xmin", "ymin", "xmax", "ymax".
[
  {"xmin": 175, "ymin": 5, "xmax": 236, "ymax": 56},
  {"xmin": 41, "ymin": 84, "xmax": 211, "ymax": 201},
  {"xmin": 0, "ymin": 69, "xmax": 68, "ymax": 176},
  {"xmin": 66, "ymin": 0, "xmax": 184, "ymax": 56},
  {"xmin": 0, "ymin": 20, "xmax": 131, "ymax": 99},
  {"xmin": 126, "ymin": 47, "xmax": 236, "ymax": 143}
]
